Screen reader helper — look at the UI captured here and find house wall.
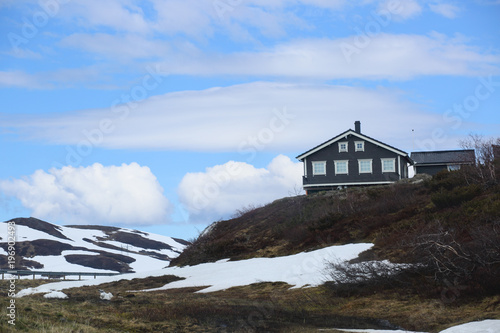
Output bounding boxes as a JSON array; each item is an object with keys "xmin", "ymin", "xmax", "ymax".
[
  {"xmin": 303, "ymin": 133, "xmax": 406, "ymax": 188},
  {"xmin": 415, "ymin": 165, "xmax": 447, "ymax": 176}
]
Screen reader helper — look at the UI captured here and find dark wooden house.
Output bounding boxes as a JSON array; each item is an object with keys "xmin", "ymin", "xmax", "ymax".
[
  {"xmin": 296, "ymin": 121, "xmax": 413, "ymax": 193},
  {"xmin": 411, "ymin": 150, "xmax": 475, "ymax": 176}
]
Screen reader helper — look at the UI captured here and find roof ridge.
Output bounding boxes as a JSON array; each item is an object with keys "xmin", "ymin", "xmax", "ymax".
[
  {"xmin": 412, "ymin": 149, "xmax": 475, "ymax": 154},
  {"xmin": 296, "ymin": 129, "xmax": 409, "ymax": 160}
]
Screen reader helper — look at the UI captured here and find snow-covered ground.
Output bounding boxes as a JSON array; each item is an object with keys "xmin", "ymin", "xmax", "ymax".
[
  {"xmin": 319, "ymin": 328, "xmax": 425, "ymax": 333},
  {"xmin": 329, "ymin": 320, "xmax": 500, "ymax": 333},
  {"xmin": 16, "ymin": 243, "xmax": 373, "ymax": 296},
  {"xmin": 439, "ymin": 320, "xmax": 500, "ymax": 333},
  {"xmin": 14, "ymin": 241, "xmax": 499, "ymax": 333}
]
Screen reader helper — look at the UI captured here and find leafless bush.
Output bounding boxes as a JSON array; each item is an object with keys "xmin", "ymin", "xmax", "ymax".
[
  {"xmin": 460, "ymin": 134, "xmax": 500, "ymax": 186},
  {"xmin": 411, "ymin": 221, "xmax": 500, "ymax": 295},
  {"xmin": 324, "ymin": 259, "xmax": 413, "ymax": 295},
  {"xmin": 231, "ymin": 204, "xmax": 261, "ymax": 219}
]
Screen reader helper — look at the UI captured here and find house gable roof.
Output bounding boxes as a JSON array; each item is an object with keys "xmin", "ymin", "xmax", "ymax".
[
  {"xmin": 296, "ymin": 129, "xmax": 411, "ymax": 162},
  {"xmin": 411, "ymin": 150, "xmax": 475, "ymax": 165}
]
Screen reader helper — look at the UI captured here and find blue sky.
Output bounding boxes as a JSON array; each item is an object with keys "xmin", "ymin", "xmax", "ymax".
[{"xmin": 1, "ymin": 0, "xmax": 499, "ymax": 240}]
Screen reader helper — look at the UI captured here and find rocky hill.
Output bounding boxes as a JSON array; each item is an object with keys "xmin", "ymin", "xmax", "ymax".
[{"xmin": 0, "ymin": 217, "xmax": 189, "ymax": 273}]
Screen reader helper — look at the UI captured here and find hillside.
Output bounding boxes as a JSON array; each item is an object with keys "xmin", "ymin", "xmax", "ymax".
[
  {"xmin": 171, "ymin": 175, "xmax": 429, "ymax": 266},
  {"xmin": 172, "ymin": 170, "xmax": 500, "ymax": 297},
  {"xmin": 0, "ymin": 217, "xmax": 189, "ymax": 273}
]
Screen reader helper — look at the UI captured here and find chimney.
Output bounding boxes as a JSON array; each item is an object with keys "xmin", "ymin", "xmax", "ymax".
[{"xmin": 354, "ymin": 121, "xmax": 361, "ymax": 133}]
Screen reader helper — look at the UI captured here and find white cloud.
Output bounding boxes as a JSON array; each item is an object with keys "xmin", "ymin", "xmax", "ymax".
[
  {"xmin": 47, "ymin": 0, "xmax": 343, "ymax": 46},
  {"xmin": 4, "ymin": 32, "xmax": 499, "ymax": 89},
  {"xmin": 429, "ymin": 3, "xmax": 461, "ymax": 18},
  {"xmin": 151, "ymin": 0, "xmax": 215, "ymax": 37},
  {"xmin": 3, "ymin": 1, "xmax": 498, "ymax": 89},
  {"xmin": 2, "ymin": 81, "xmax": 448, "ymax": 154},
  {"xmin": 177, "ymin": 155, "xmax": 303, "ymax": 222},
  {"xmin": 0, "ymin": 71, "xmax": 46, "ymax": 89},
  {"xmin": 60, "ymin": 33, "xmax": 171, "ymax": 61},
  {"xmin": 0, "ymin": 163, "xmax": 172, "ymax": 226},
  {"xmin": 157, "ymin": 34, "xmax": 500, "ymax": 79},
  {"xmin": 378, "ymin": 0, "xmax": 422, "ymax": 20},
  {"xmin": 61, "ymin": 0, "xmax": 151, "ymax": 34}
]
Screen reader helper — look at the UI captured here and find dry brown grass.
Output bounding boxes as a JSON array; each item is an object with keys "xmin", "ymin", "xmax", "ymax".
[{"xmin": 1, "ymin": 277, "xmax": 499, "ymax": 332}]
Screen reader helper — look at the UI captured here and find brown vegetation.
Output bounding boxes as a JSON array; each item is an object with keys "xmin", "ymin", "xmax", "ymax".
[
  {"xmin": 1, "ymin": 136, "xmax": 499, "ymax": 332},
  {"xmin": 1, "ymin": 277, "xmax": 498, "ymax": 332}
]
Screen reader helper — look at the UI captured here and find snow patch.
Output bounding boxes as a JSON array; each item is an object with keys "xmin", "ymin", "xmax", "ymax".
[
  {"xmin": 43, "ymin": 290, "xmax": 68, "ymax": 299},
  {"xmin": 329, "ymin": 329, "xmax": 425, "ymax": 333},
  {"xmin": 99, "ymin": 289, "xmax": 113, "ymax": 301},
  {"xmin": 330, "ymin": 320, "xmax": 500, "ymax": 333},
  {"xmin": 439, "ymin": 320, "xmax": 500, "ymax": 333}
]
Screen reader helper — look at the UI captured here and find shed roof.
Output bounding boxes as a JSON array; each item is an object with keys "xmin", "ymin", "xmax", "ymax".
[{"xmin": 411, "ymin": 150, "xmax": 475, "ymax": 165}]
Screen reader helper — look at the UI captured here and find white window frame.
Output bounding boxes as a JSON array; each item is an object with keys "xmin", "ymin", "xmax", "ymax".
[
  {"xmin": 355, "ymin": 141, "xmax": 365, "ymax": 152},
  {"xmin": 338, "ymin": 142, "xmax": 348, "ymax": 153},
  {"xmin": 334, "ymin": 160, "xmax": 349, "ymax": 175},
  {"xmin": 381, "ymin": 158, "xmax": 396, "ymax": 173},
  {"xmin": 447, "ymin": 164, "xmax": 461, "ymax": 171},
  {"xmin": 312, "ymin": 161, "xmax": 327, "ymax": 176},
  {"xmin": 358, "ymin": 159, "xmax": 373, "ymax": 174}
]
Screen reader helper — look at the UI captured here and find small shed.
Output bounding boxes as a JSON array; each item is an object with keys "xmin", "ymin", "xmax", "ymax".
[{"xmin": 411, "ymin": 150, "xmax": 476, "ymax": 176}]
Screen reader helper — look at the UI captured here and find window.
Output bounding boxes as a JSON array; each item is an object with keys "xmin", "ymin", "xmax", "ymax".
[
  {"xmin": 358, "ymin": 159, "xmax": 372, "ymax": 174},
  {"xmin": 355, "ymin": 141, "xmax": 365, "ymax": 152},
  {"xmin": 447, "ymin": 165, "xmax": 461, "ymax": 171},
  {"xmin": 334, "ymin": 160, "xmax": 349, "ymax": 175},
  {"xmin": 312, "ymin": 161, "xmax": 326, "ymax": 175},
  {"xmin": 338, "ymin": 142, "xmax": 348, "ymax": 152},
  {"xmin": 381, "ymin": 158, "xmax": 396, "ymax": 173}
]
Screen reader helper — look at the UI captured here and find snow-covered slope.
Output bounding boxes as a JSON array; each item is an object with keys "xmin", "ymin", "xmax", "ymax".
[
  {"xmin": 16, "ymin": 243, "xmax": 374, "ymax": 296},
  {"xmin": 0, "ymin": 217, "xmax": 188, "ymax": 273}
]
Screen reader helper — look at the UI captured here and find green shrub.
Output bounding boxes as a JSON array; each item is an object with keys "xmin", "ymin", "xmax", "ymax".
[
  {"xmin": 428, "ymin": 170, "xmax": 467, "ymax": 192},
  {"xmin": 431, "ymin": 184, "xmax": 482, "ymax": 209}
]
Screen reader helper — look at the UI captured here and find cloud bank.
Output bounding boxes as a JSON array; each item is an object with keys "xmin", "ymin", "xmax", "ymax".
[
  {"xmin": 0, "ymin": 163, "xmax": 172, "ymax": 226},
  {"xmin": 2, "ymin": 82, "xmax": 453, "ymax": 156}
]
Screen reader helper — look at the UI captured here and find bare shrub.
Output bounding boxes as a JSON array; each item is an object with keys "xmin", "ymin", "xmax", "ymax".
[
  {"xmin": 324, "ymin": 259, "xmax": 414, "ymax": 295},
  {"xmin": 459, "ymin": 134, "xmax": 500, "ymax": 186},
  {"xmin": 232, "ymin": 204, "xmax": 261, "ymax": 219},
  {"xmin": 410, "ymin": 221, "xmax": 500, "ymax": 296}
]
